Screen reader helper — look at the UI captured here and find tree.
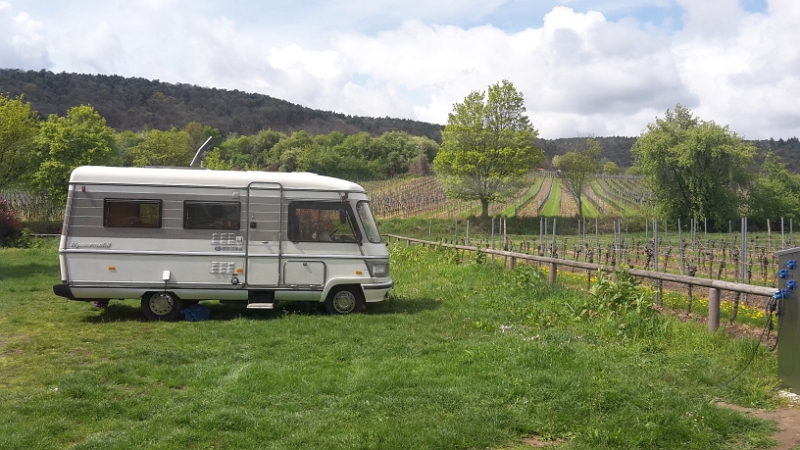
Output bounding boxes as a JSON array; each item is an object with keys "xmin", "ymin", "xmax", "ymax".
[
  {"xmin": 31, "ymin": 105, "xmax": 115, "ymax": 203},
  {"xmin": 553, "ymin": 139, "xmax": 600, "ymax": 218},
  {"xmin": 747, "ymin": 152, "xmax": 800, "ymax": 222},
  {"xmin": 433, "ymin": 80, "xmax": 543, "ymax": 217},
  {"xmin": 0, "ymin": 94, "xmax": 39, "ymax": 189},
  {"xmin": 631, "ymin": 105, "xmax": 756, "ymax": 228},
  {"xmin": 130, "ymin": 129, "xmax": 194, "ymax": 167},
  {"xmin": 603, "ymin": 161, "xmax": 620, "ymax": 175}
]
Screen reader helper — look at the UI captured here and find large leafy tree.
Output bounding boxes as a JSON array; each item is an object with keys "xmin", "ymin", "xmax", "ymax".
[
  {"xmin": 552, "ymin": 138, "xmax": 600, "ymax": 219},
  {"xmin": 0, "ymin": 94, "xmax": 39, "ymax": 189},
  {"xmin": 631, "ymin": 105, "xmax": 756, "ymax": 228},
  {"xmin": 31, "ymin": 105, "xmax": 115, "ymax": 203},
  {"xmin": 130, "ymin": 129, "xmax": 194, "ymax": 167},
  {"xmin": 747, "ymin": 152, "xmax": 800, "ymax": 222},
  {"xmin": 434, "ymin": 80, "xmax": 543, "ymax": 217}
]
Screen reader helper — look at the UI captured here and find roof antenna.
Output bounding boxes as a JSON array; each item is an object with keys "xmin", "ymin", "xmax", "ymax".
[{"xmin": 190, "ymin": 137, "xmax": 214, "ymax": 168}]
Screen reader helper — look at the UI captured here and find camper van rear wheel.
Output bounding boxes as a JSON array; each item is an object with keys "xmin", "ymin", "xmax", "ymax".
[
  {"xmin": 142, "ymin": 292, "xmax": 183, "ymax": 321},
  {"xmin": 325, "ymin": 286, "xmax": 365, "ymax": 315}
]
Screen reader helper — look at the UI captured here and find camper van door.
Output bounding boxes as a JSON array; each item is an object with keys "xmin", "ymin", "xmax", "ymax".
[{"xmin": 245, "ymin": 183, "xmax": 282, "ymax": 286}]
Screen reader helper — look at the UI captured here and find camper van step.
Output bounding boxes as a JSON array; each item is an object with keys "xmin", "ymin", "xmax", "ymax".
[{"xmin": 246, "ymin": 302, "xmax": 276, "ymax": 310}]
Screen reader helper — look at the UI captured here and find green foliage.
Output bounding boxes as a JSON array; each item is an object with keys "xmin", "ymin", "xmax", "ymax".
[
  {"xmin": 0, "ymin": 94, "xmax": 39, "ymax": 189},
  {"xmin": 434, "ymin": 80, "xmax": 544, "ymax": 217},
  {"xmin": 0, "ymin": 200, "xmax": 24, "ymax": 247},
  {"xmin": 0, "ymin": 69, "xmax": 444, "ymax": 141},
  {"xmin": 130, "ymin": 128, "xmax": 194, "ymax": 167},
  {"xmin": 603, "ymin": 161, "xmax": 620, "ymax": 175},
  {"xmin": 30, "ymin": 105, "xmax": 115, "ymax": 204},
  {"xmin": 747, "ymin": 152, "xmax": 800, "ymax": 222},
  {"xmin": 631, "ymin": 105, "xmax": 756, "ymax": 229},
  {"xmin": 572, "ymin": 270, "xmax": 670, "ymax": 347},
  {"xmin": 553, "ymin": 138, "xmax": 600, "ymax": 218}
]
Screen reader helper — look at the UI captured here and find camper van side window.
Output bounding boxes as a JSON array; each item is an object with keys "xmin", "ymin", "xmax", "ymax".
[
  {"xmin": 104, "ymin": 199, "xmax": 162, "ymax": 228},
  {"xmin": 184, "ymin": 201, "xmax": 241, "ymax": 230}
]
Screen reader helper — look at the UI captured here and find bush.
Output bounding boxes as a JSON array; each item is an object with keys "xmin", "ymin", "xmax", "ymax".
[{"xmin": 0, "ymin": 200, "xmax": 24, "ymax": 247}]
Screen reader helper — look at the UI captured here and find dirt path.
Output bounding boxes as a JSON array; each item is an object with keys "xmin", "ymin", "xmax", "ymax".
[{"xmin": 718, "ymin": 401, "xmax": 800, "ymax": 450}]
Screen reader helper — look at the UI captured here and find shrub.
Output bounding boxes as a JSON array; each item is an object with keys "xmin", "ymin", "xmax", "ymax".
[{"xmin": 0, "ymin": 200, "xmax": 24, "ymax": 247}]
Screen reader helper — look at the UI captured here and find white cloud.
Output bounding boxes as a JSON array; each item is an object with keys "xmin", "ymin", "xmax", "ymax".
[
  {"xmin": 0, "ymin": 4, "xmax": 50, "ymax": 70},
  {"xmin": 0, "ymin": 0, "xmax": 798, "ymax": 139}
]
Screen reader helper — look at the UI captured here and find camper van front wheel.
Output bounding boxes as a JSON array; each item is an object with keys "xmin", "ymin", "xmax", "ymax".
[
  {"xmin": 325, "ymin": 287, "xmax": 365, "ymax": 315},
  {"xmin": 142, "ymin": 292, "xmax": 183, "ymax": 321}
]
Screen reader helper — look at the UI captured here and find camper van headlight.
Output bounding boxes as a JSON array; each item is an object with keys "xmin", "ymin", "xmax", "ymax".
[{"xmin": 367, "ymin": 260, "xmax": 390, "ymax": 278}]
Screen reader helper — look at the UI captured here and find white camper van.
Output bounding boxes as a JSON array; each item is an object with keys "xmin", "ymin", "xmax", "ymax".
[{"xmin": 53, "ymin": 166, "xmax": 393, "ymax": 320}]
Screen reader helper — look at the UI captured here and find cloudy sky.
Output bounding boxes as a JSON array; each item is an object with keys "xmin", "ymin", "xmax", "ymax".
[{"xmin": 2, "ymin": 0, "xmax": 799, "ymax": 139}]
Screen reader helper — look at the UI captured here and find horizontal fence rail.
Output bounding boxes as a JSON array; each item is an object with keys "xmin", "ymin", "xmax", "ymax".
[{"xmin": 386, "ymin": 234, "xmax": 779, "ymax": 333}]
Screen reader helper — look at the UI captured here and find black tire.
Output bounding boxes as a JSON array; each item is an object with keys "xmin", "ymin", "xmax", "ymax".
[
  {"xmin": 141, "ymin": 292, "xmax": 183, "ymax": 321},
  {"xmin": 324, "ymin": 286, "xmax": 365, "ymax": 315}
]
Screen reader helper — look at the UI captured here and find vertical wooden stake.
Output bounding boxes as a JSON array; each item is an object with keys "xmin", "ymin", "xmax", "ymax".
[{"xmin": 708, "ymin": 288, "xmax": 720, "ymax": 333}]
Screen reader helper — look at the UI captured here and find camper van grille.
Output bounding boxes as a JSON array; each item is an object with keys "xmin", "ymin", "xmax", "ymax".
[{"xmin": 210, "ymin": 262, "xmax": 237, "ymax": 274}]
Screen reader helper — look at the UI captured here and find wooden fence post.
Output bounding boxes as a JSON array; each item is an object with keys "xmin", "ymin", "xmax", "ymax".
[
  {"xmin": 509, "ymin": 256, "xmax": 516, "ymax": 270},
  {"xmin": 549, "ymin": 262, "xmax": 557, "ymax": 285},
  {"xmin": 708, "ymin": 288, "xmax": 720, "ymax": 333}
]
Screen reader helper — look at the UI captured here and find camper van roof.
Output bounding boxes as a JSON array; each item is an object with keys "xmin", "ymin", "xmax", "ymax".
[{"xmin": 69, "ymin": 166, "xmax": 366, "ymax": 192}]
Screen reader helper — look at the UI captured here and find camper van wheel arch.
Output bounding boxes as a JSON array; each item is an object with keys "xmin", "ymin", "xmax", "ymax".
[
  {"xmin": 141, "ymin": 292, "xmax": 183, "ymax": 321},
  {"xmin": 325, "ymin": 286, "xmax": 365, "ymax": 315}
]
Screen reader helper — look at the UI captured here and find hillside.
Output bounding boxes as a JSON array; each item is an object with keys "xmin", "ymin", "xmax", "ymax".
[
  {"xmin": 3, "ymin": 68, "xmax": 799, "ymax": 172},
  {"xmin": 0, "ymin": 69, "xmax": 443, "ymax": 141}
]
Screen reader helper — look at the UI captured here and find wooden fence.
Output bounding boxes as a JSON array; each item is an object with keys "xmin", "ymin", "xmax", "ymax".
[{"xmin": 386, "ymin": 234, "xmax": 778, "ymax": 333}]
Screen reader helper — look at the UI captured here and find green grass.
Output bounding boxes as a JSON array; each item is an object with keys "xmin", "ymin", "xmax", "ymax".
[
  {"xmin": 580, "ymin": 194, "xmax": 599, "ymax": 218},
  {"xmin": 541, "ymin": 178, "xmax": 562, "ymax": 217},
  {"xmin": 0, "ymin": 240, "xmax": 784, "ymax": 449},
  {"xmin": 500, "ymin": 177, "xmax": 545, "ymax": 217}
]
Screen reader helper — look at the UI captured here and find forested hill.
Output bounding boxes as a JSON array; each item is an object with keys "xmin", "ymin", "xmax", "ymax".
[
  {"xmin": 540, "ymin": 136, "xmax": 800, "ymax": 173},
  {"xmin": 0, "ymin": 69, "xmax": 443, "ymax": 141},
  {"xmin": 3, "ymin": 68, "xmax": 799, "ymax": 172}
]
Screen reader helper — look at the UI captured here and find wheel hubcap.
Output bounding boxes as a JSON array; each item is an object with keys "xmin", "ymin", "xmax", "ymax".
[
  {"xmin": 149, "ymin": 293, "xmax": 175, "ymax": 316},
  {"xmin": 332, "ymin": 291, "xmax": 356, "ymax": 314}
]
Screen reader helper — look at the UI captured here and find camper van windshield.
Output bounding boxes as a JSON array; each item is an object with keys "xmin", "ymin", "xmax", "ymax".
[
  {"xmin": 288, "ymin": 201, "xmax": 360, "ymax": 243},
  {"xmin": 356, "ymin": 201, "xmax": 381, "ymax": 243}
]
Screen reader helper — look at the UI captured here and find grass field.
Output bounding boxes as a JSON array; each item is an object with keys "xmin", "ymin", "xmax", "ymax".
[
  {"xmin": 0, "ymin": 239, "xmax": 785, "ymax": 449},
  {"xmin": 540, "ymin": 179, "xmax": 562, "ymax": 217}
]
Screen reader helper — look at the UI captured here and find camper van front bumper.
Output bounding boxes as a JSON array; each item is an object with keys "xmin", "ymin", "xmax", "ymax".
[{"xmin": 362, "ymin": 280, "xmax": 394, "ymax": 290}]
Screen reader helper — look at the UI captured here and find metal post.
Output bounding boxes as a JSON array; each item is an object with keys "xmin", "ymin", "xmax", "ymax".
[
  {"xmin": 551, "ymin": 218, "xmax": 557, "ymax": 258},
  {"xmin": 708, "ymin": 288, "xmax": 720, "ymax": 333},
  {"xmin": 654, "ymin": 218, "xmax": 659, "ymax": 273},
  {"xmin": 454, "ymin": 218, "xmax": 457, "ymax": 243},
  {"xmin": 741, "ymin": 217, "xmax": 747, "ymax": 284},
  {"xmin": 782, "ymin": 217, "xmax": 785, "ymax": 249},
  {"xmin": 619, "ymin": 218, "xmax": 623, "ymax": 266},
  {"xmin": 678, "ymin": 218, "xmax": 684, "ymax": 275},
  {"xmin": 491, "ymin": 217, "xmax": 495, "ymax": 262},
  {"xmin": 595, "ymin": 217, "xmax": 599, "ymax": 260},
  {"xmin": 428, "ymin": 219, "xmax": 432, "ymax": 242},
  {"xmin": 466, "ymin": 220, "xmax": 470, "ymax": 247}
]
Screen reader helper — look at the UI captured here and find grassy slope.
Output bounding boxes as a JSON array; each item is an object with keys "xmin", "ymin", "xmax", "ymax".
[
  {"xmin": 0, "ymin": 240, "xmax": 781, "ymax": 449},
  {"xmin": 541, "ymin": 178, "xmax": 562, "ymax": 217}
]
